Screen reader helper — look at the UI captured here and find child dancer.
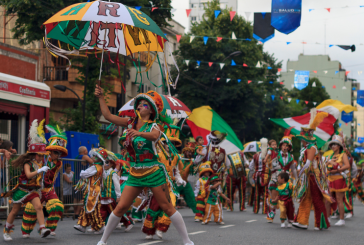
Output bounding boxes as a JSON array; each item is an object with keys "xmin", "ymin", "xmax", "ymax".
[
  {"xmin": 202, "ymin": 174, "xmax": 230, "ymax": 225},
  {"xmin": 22, "ymin": 123, "xmax": 66, "ymax": 237},
  {"xmin": 271, "ymin": 172, "xmax": 294, "ymax": 228},
  {"xmin": 1, "ymin": 120, "xmax": 51, "ymax": 241},
  {"xmin": 194, "ymin": 136, "xmax": 206, "ymax": 165},
  {"xmin": 194, "ymin": 162, "xmax": 213, "ymax": 222}
]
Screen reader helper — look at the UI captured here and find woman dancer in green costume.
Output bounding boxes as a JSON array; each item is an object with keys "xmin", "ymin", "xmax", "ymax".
[{"xmin": 95, "ymin": 85, "xmax": 193, "ymax": 245}]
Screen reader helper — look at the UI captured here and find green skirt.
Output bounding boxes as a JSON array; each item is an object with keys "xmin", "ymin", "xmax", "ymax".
[{"xmin": 126, "ymin": 167, "xmax": 166, "ymax": 188}]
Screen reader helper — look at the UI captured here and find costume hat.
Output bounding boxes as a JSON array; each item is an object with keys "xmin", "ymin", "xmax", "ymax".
[
  {"xmin": 199, "ymin": 161, "xmax": 213, "ymax": 177},
  {"xmin": 279, "ymin": 127, "xmax": 294, "ymax": 151},
  {"xmin": 45, "ymin": 124, "xmax": 68, "ymax": 157},
  {"xmin": 182, "ymin": 142, "xmax": 196, "ymax": 154},
  {"xmin": 28, "ymin": 119, "xmax": 48, "ymax": 155},
  {"xmin": 296, "ymin": 108, "xmax": 329, "ymax": 143}
]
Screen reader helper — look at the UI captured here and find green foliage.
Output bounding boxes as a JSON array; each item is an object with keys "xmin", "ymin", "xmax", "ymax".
[{"xmin": 0, "ymin": 0, "xmax": 172, "ymax": 45}]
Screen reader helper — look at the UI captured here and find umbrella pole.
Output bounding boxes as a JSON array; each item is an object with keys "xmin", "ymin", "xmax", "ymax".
[{"xmin": 97, "ymin": 0, "xmax": 110, "ymax": 86}]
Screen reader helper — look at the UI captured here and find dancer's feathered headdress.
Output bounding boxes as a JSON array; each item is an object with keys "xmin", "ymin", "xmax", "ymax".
[
  {"xmin": 27, "ymin": 119, "xmax": 48, "ymax": 154},
  {"xmin": 45, "ymin": 124, "xmax": 68, "ymax": 157}
]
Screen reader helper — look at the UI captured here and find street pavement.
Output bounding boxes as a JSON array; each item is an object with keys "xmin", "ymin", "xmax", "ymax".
[{"xmin": 3, "ymin": 200, "xmax": 364, "ymax": 245}]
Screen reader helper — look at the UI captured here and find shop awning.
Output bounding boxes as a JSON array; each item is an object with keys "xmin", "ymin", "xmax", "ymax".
[{"xmin": 0, "ymin": 72, "xmax": 50, "ymax": 108}]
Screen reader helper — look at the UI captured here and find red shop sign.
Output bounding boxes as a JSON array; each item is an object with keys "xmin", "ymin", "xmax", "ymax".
[{"xmin": 0, "ymin": 80, "xmax": 50, "ymax": 100}]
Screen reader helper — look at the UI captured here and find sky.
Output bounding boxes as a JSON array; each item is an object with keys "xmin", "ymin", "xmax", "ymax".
[{"xmin": 170, "ymin": 0, "xmax": 364, "ymax": 88}]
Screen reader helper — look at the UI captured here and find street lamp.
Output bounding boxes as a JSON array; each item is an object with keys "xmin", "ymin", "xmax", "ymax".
[
  {"xmin": 210, "ymin": 51, "xmax": 242, "ymax": 91},
  {"xmin": 54, "ymin": 84, "xmax": 85, "ymax": 132}
]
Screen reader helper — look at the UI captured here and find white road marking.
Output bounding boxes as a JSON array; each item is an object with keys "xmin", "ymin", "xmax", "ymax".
[
  {"xmin": 219, "ymin": 225, "xmax": 235, "ymax": 228},
  {"xmin": 137, "ymin": 241, "xmax": 163, "ymax": 245},
  {"xmin": 246, "ymin": 220, "xmax": 257, "ymax": 223},
  {"xmin": 189, "ymin": 231, "xmax": 206, "ymax": 235}
]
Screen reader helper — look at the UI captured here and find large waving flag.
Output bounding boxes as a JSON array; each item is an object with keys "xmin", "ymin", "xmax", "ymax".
[
  {"xmin": 270, "ymin": 100, "xmax": 357, "ymax": 148},
  {"xmin": 187, "ymin": 106, "xmax": 244, "ymax": 154}
]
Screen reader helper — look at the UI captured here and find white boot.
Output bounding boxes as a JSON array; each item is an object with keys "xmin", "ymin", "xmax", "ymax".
[
  {"xmin": 170, "ymin": 211, "xmax": 193, "ymax": 245},
  {"xmin": 97, "ymin": 242, "xmax": 107, "ymax": 245},
  {"xmin": 335, "ymin": 219, "xmax": 345, "ymax": 226},
  {"xmin": 74, "ymin": 224, "xmax": 86, "ymax": 233},
  {"xmin": 22, "ymin": 234, "xmax": 30, "ymax": 238},
  {"xmin": 345, "ymin": 213, "xmax": 352, "ymax": 219},
  {"xmin": 98, "ymin": 212, "xmax": 122, "ymax": 244},
  {"xmin": 40, "ymin": 228, "xmax": 51, "ymax": 238},
  {"xmin": 145, "ymin": 235, "xmax": 153, "ymax": 240},
  {"xmin": 94, "ymin": 226, "xmax": 105, "ymax": 235},
  {"xmin": 156, "ymin": 230, "xmax": 163, "ymax": 239},
  {"xmin": 125, "ymin": 224, "xmax": 133, "ymax": 232},
  {"xmin": 281, "ymin": 223, "xmax": 286, "ymax": 228}
]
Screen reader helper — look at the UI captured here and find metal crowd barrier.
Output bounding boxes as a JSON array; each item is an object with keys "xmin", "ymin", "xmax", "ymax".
[{"xmin": 0, "ymin": 153, "xmax": 88, "ymax": 220}]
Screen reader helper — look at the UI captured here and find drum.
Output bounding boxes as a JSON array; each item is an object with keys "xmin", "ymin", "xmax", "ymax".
[{"xmin": 228, "ymin": 152, "xmax": 246, "ymax": 178}]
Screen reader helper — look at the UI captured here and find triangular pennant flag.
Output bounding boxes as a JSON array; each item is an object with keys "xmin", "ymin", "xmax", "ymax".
[
  {"xmin": 358, "ymin": 71, "xmax": 362, "ymax": 75},
  {"xmin": 135, "ymin": 6, "xmax": 142, "ymax": 10},
  {"xmin": 270, "ymin": 81, "xmax": 274, "ymax": 84},
  {"xmin": 216, "ymin": 37, "xmax": 223, "ymax": 42},
  {"xmin": 312, "ymin": 82, "xmax": 316, "ymax": 87},
  {"xmin": 322, "ymin": 86, "xmax": 325, "ymax": 88},
  {"xmin": 345, "ymin": 71, "xmax": 350, "ymax": 76},
  {"xmin": 258, "ymin": 81, "xmax": 263, "ymax": 84},
  {"xmin": 186, "ymin": 9, "xmax": 192, "ymax": 17},
  {"xmin": 185, "ymin": 60, "xmax": 190, "ymax": 66},
  {"xmin": 288, "ymin": 98, "xmax": 292, "ymax": 102},
  {"xmin": 305, "ymin": 101, "xmax": 309, "ymax": 104},
  {"xmin": 256, "ymin": 61, "xmax": 261, "ymax": 68},
  {"xmin": 217, "ymin": 78, "xmax": 220, "ymax": 81},
  {"xmin": 335, "ymin": 71, "xmax": 339, "ymax": 74},
  {"xmin": 196, "ymin": 61, "xmax": 201, "ymax": 66},
  {"xmin": 220, "ymin": 63, "xmax": 225, "ymax": 69},
  {"xmin": 313, "ymin": 102, "xmax": 317, "ymax": 106},
  {"xmin": 342, "ymin": 86, "xmax": 347, "ymax": 89},
  {"xmin": 289, "ymin": 69, "xmax": 294, "ymax": 71},
  {"xmin": 171, "ymin": 9, "xmax": 177, "ymax": 13},
  {"xmin": 215, "ymin": 10, "xmax": 221, "ymax": 19},
  {"xmin": 346, "ymin": 123, "xmax": 348, "ymax": 126},
  {"xmin": 309, "ymin": 9, "xmax": 314, "ymax": 12},
  {"xmin": 203, "ymin": 36, "xmax": 209, "ymax": 45},
  {"xmin": 333, "ymin": 85, "xmax": 336, "ymax": 88},
  {"xmin": 278, "ymin": 68, "xmax": 282, "ymax": 72},
  {"xmin": 226, "ymin": 78, "xmax": 231, "ymax": 83},
  {"xmin": 230, "ymin": 11, "xmax": 236, "ymax": 21},
  {"xmin": 313, "ymin": 70, "xmax": 317, "ymax": 73},
  {"xmin": 246, "ymin": 38, "xmax": 251, "ymax": 41},
  {"xmin": 267, "ymin": 67, "xmax": 272, "ymax": 69},
  {"xmin": 190, "ymin": 36, "xmax": 195, "ymax": 43},
  {"xmin": 243, "ymin": 64, "xmax": 248, "ymax": 67},
  {"xmin": 287, "ymin": 42, "xmax": 291, "ymax": 45},
  {"xmin": 339, "ymin": 123, "xmax": 342, "ymax": 127},
  {"xmin": 296, "ymin": 99, "xmax": 300, "ymax": 104},
  {"xmin": 248, "ymin": 80, "xmax": 252, "ymax": 84},
  {"xmin": 329, "ymin": 44, "xmax": 334, "ymax": 47},
  {"xmin": 208, "ymin": 62, "xmax": 213, "ymax": 67},
  {"xmin": 324, "ymin": 71, "xmax": 328, "ymax": 74},
  {"xmin": 280, "ymin": 82, "xmax": 284, "ymax": 85},
  {"xmin": 271, "ymin": 95, "xmax": 275, "ymax": 100},
  {"xmin": 325, "ymin": 8, "xmax": 331, "ymax": 13},
  {"xmin": 302, "ymin": 42, "xmax": 307, "ymax": 44},
  {"xmin": 231, "ymin": 60, "xmax": 236, "ymax": 66},
  {"xmin": 276, "ymin": 88, "xmax": 279, "ymax": 91},
  {"xmin": 237, "ymin": 79, "xmax": 241, "ymax": 83},
  {"xmin": 176, "ymin": 35, "xmax": 182, "ymax": 43},
  {"xmin": 261, "ymin": 12, "xmax": 266, "ymax": 18},
  {"xmin": 280, "ymin": 96, "xmax": 283, "ymax": 100},
  {"xmin": 245, "ymin": 12, "xmax": 251, "ymax": 20},
  {"xmin": 232, "ymin": 32, "xmax": 237, "ymax": 40},
  {"xmin": 151, "ymin": 7, "xmax": 158, "ymax": 12}
]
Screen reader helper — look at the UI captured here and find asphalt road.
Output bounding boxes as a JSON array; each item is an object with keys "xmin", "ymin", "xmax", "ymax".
[{"xmin": 2, "ymin": 200, "xmax": 364, "ymax": 245}]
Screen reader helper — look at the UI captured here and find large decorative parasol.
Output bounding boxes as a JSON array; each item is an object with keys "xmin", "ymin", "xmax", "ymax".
[
  {"xmin": 243, "ymin": 141, "xmax": 261, "ymax": 153},
  {"xmin": 119, "ymin": 95, "xmax": 191, "ymax": 119},
  {"xmin": 43, "ymin": 0, "xmax": 177, "ymax": 88}
]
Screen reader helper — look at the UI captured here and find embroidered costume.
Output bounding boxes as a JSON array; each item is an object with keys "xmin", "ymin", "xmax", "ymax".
[
  {"xmin": 194, "ymin": 162, "xmax": 213, "ymax": 221},
  {"xmin": 293, "ymin": 109, "xmax": 332, "ymax": 230},
  {"xmin": 202, "ymin": 175, "xmax": 224, "ymax": 224},
  {"xmin": 249, "ymin": 138, "xmax": 270, "ymax": 214},
  {"xmin": 276, "ymin": 182, "xmax": 295, "ymax": 224},
  {"xmin": 22, "ymin": 123, "xmax": 66, "ymax": 236}
]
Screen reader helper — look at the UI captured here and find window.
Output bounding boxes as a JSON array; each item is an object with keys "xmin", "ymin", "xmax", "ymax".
[{"xmin": 191, "ymin": 16, "xmax": 197, "ymax": 21}]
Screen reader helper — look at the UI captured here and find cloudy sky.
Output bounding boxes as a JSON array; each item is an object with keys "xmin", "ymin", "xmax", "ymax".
[{"xmin": 170, "ymin": 0, "xmax": 364, "ymax": 87}]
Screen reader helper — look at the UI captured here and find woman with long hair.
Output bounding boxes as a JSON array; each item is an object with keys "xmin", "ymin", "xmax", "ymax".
[
  {"xmin": 95, "ymin": 85, "xmax": 193, "ymax": 245},
  {"xmin": 325, "ymin": 135, "xmax": 350, "ymax": 226}
]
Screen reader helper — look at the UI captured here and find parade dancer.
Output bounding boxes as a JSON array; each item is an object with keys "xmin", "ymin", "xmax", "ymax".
[
  {"xmin": 95, "ymin": 87, "xmax": 193, "ymax": 245},
  {"xmin": 142, "ymin": 129, "xmax": 186, "ymax": 240},
  {"xmin": 194, "ymin": 162, "xmax": 213, "ymax": 222},
  {"xmin": 202, "ymin": 175, "xmax": 230, "ymax": 225},
  {"xmin": 267, "ymin": 129, "xmax": 297, "ymax": 223},
  {"xmin": 249, "ymin": 138, "xmax": 270, "ymax": 214},
  {"xmin": 271, "ymin": 172, "xmax": 294, "ymax": 228},
  {"xmin": 293, "ymin": 109, "xmax": 332, "ymax": 230},
  {"xmin": 1, "ymin": 120, "xmax": 51, "ymax": 241},
  {"xmin": 325, "ymin": 135, "xmax": 350, "ymax": 226},
  {"xmin": 226, "ymin": 151, "xmax": 247, "ymax": 212},
  {"xmin": 21, "ymin": 123, "xmax": 66, "ymax": 237},
  {"xmin": 74, "ymin": 148, "xmax": 106, "ymax": 234}
]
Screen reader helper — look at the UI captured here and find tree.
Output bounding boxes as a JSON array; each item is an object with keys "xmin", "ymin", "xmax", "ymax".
[
  {"xmin": 1, "ymin": 0, "xmax": 173, "ymax": 134},
  {"xmin": 172, "ymin": 0, "xmax": 291, "ymax": 143}
]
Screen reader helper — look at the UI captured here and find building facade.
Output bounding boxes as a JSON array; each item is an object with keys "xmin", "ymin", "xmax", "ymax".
[{"xmin": 280, "ymin": 54, "xmax": 352, "ymax": 138}]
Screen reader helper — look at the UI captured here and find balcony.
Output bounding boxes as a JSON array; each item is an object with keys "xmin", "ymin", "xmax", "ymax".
[{"xmin": 44, "ymin": 65, "xmax": 120, "ymax": 107}]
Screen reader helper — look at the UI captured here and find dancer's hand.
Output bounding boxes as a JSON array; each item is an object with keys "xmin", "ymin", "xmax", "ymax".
[
  {"xmin": 127, "ymin": 129, "xmax": 142, "ymax": 138},
  {"xmin": 37, "ymin": 166, "xmax": 50, "ymax": 173},
  {"xmin": 94, "ymin": 84, "xmax": 104, "ymax": 98},
  {"xmin": 226, "ymin": 198, "xmax": 231, "ymax": 204}
]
